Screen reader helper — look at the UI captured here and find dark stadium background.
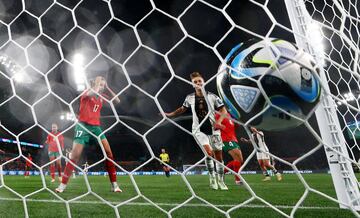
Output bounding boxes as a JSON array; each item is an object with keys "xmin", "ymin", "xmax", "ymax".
[{"xmin": 0, "ymin": 0, "xmax": 355, "ymax": 173}]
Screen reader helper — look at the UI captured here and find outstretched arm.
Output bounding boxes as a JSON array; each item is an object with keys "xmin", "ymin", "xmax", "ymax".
[
  {"xmin": 164, "ymin": 106, "xmax": 187, "ymax": 118},
  {"xmin": 240, "ymin": 137, "xmax": 251, "ymax": 144}
]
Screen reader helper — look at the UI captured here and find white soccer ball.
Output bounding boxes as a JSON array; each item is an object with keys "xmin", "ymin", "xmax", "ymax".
[{"xmin": 217, "ymin": 38, "xmax": 321, "ymax": 131}]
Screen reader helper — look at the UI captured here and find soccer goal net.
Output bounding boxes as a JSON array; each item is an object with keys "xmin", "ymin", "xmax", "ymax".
[{"xmin": 0, "ymin": 0, "xmax": 360, "ymax": 217}]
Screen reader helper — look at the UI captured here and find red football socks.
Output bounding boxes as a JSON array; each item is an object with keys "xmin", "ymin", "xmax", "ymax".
[
  {"xmin": 105, "ymin": 158, "xmax": 117, "ymax": 183},
  {"xmin": 62, "ymin": 160, "xmax": 76, "ymax": 184}
]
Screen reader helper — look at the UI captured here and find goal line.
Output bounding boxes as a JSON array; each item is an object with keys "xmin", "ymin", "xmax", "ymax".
[{"xmin": 0, "ymin": 197, "xmax": 340, "ymax": 210}]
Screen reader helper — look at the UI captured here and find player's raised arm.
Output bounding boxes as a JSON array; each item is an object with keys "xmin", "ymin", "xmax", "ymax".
[
  {"xmin": 87, "ymin": 76, "xmax": 104, "ymax": 96},
  {"xmin": 105, "ymin": 81, "xmax": 120, "ymax": 104},
  {"xmin": 250, "ymin": 126, "xmax": 263, "ymax": 135}
]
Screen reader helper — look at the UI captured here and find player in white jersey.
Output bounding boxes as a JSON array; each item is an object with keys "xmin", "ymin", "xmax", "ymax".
[
  {"xmin": 241, "ymin": 127, "xmax": 282, "ymax": 181},
  {"xmin": 165, "ymin": 72, "xmax": 228, "ymax": 190}
]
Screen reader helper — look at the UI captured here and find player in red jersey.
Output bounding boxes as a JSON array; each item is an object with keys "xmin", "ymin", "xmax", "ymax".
[
  {"xmin": 24, "ymin": 153, "xmax": 33, "ymax": 178},
  {"xmin": 215, "ymin": 112, "xmax": 244, "ymax": 185},
  {"xmin": 56, "ymin": 76, "xmax": 121, "ymax": 193},
  {"xmin": 46, "ymin": 123, "xmax": 64, "ymax": 182}
]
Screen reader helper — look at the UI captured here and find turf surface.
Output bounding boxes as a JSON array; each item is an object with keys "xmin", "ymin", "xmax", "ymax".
[{"xmin": 0, "ymin": 174, "xmax": 357, "ymax": 217}]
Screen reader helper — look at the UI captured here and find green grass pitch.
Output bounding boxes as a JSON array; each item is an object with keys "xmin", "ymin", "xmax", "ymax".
[{"xmin": 0, "ymin": 174, "xmax": 357, "ymax": 217}]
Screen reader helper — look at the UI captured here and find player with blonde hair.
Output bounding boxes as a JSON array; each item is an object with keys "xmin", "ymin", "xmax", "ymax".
[{"xmin": 165, "ymin": 72, "xmax": 228, "ymax": 190}]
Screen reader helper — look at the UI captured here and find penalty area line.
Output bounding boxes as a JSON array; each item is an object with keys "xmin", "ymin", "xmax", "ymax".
[{"xmin": 0, "ymin": 197, "xmax": 341, "ymax": 210}]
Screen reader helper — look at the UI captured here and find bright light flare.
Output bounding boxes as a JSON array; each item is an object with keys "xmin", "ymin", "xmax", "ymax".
[
  {"xmin": 337, "ymin": 92, "xmax": 358, "ymax": 105},
  {"xmin": 73, "ymin": 53, "xmax": 86, "ymax": 91},
  {"xmin": 0, "ymin": 55, "xmax": 28, "ymax": 84},
  {"xmin": 344, "ymin": 92, "xmax": 356, "ymax": 101},
  {"xmin": 307, "ymin": 23, "xmax": 326, "ymax": 66},
  {"xmin": 60, "ymin": 112, "xmax": 76, "ymax": 121},
  {"xmin": 13, "ymin": 72, "xmax": 25, "ymax": 83},
  {"xmin": 308, "ymin": 23, "xmax": 324, "ymax": 50}
]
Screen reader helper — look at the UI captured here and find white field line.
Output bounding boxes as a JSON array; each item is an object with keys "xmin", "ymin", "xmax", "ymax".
[{"xmin": 0, "ymin": 197, "xmax": 341, "ymax": 210}]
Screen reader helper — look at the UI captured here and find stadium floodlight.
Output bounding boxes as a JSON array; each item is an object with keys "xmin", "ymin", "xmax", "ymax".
[
  {"xmin": 73, "ymin": 53, "xmax": 84, "ymax": 65},
  {"xmin": 76, "ymin": 84, "xmax": 85, "ymax": 91},
  {"xmin": 344, "ymin": 92, "xmax": 356, "ymax": 101},
  {"xmin": 336, "ymin": 92, "xmax": 358, "ymax": 105},
  {"xmin": 73, "ymin": 53, "xmax": 86, "ymax": 91},
  {"xmin": 60, "ymin": 112, "xmax": 75, "ymax": 121},
  {"xmin": 0, "ymin": 137, "xmax": 44, "ymax": 148},
  {"xmin": 66, "ymin": 112, "xmax": 75, "ymax": 121},
  {"xmin": 0, "ymin": 55, "xmax": 26, "ymax": 83}
]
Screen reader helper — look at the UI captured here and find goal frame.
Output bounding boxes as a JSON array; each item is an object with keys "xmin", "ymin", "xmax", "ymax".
[{"xmin": 284, "ymin": 0, "xmax": 360, "ymax": 210}]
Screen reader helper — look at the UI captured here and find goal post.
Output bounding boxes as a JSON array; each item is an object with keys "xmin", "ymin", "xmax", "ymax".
[{"xmin": 284, "ymin": 0, "xmax": 360, "ymax": 210}]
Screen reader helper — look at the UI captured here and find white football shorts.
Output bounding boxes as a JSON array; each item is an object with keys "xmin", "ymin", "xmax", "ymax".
[
  {"xmin": 194, "ymin": 131, "xmax": 223, "ymax": 151},
  {"xmin": 256, "ymin": 151, "xmax": 270, "ymax": 160}
]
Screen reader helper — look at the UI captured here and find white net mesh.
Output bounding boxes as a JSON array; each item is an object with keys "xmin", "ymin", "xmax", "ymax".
[{"xmin": 0, "ymin": 0, "xmax": 360, "ymax": 217}]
